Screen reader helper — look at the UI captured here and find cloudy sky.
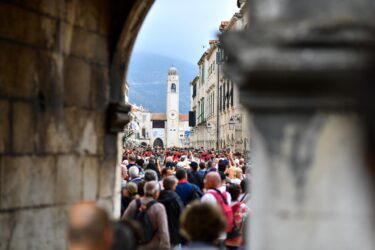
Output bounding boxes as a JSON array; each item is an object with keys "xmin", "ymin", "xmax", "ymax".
[{"xmin": 131, "ymin": 0, "xmax": 239, "ymax": 64}]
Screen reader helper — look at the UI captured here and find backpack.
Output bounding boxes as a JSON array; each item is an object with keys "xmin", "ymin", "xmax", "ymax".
[
  {"xmin": 189, "ymin": 184, "xmax": 203, "ymax": 203},
  {"xmin": 210, "ymin": 189, "xmax": 234, "ymax": 233},
  {"xmin": 226, "ymin": 202, "xmax": 242, "ymax": 239},
  {"xmin": 133, "ymin": 199, "xmax": 157, "ymax": 244}
]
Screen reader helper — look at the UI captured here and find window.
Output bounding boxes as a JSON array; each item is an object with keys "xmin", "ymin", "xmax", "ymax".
[
  {"xmin": 171, "ymin": 83, "xmax": 176, "ymax": 93},
  {"xmin": 152, "ymin": 121, "xmax": 165, "ymax": 128}
]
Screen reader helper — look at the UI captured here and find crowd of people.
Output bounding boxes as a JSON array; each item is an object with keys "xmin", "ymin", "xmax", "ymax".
[{"xmin": 68, "ymin": 146, "xmax": 251, "ymax": 250}]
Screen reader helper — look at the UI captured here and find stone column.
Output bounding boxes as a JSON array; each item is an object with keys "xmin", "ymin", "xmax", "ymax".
[{"xmin": 222, "ymin": 0, "xmax": 375, "ymax": 249}]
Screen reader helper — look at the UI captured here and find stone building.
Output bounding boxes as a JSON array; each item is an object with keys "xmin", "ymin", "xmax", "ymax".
[{"xmin": 190, "ymin": 2, "xmax": 250, "ymax": 153}]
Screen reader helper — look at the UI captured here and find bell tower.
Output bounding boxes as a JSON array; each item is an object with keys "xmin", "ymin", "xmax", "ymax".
[{"xmin": 166, "ymin": 67, "xmax": 180, "ymax": 147}]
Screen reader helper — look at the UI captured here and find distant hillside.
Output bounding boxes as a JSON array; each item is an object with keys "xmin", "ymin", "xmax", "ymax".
[{"xmin": 127, "ymin": 52, "xmax": 197, "ymax": 113}]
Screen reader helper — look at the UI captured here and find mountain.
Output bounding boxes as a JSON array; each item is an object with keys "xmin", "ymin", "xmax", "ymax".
[{"xmin": 127, "ymin": 52, "xmax": 197, "ymax": 114}]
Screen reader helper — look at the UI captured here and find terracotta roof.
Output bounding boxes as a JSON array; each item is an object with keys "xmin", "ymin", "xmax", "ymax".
[
  {"xmin": 179, "ymin": 114, "xmax": 189, "ymax": 121},
  {"xmin": 151, "ymin": 113, "xmax": 167, "ymax": 121}
]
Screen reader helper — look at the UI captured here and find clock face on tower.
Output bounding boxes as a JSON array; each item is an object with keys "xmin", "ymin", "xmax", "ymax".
[{"xmin": 169, "ymin": 110, "xmax": 177, "ymax": 120}]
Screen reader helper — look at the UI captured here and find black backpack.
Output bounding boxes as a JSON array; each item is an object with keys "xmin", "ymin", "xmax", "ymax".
[
  {"xmin": 189, "ymin": 184, "xmax": 203, "ymax": 203},
  {"xmin": 133, "ymin": 199, "xmax": 157, "ymax": 244}
]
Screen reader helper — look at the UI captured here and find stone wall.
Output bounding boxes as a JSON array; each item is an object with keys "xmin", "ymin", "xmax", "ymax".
[{"xmin": 0, "ymin": 1, "xmax": 119, "ymax": 249}]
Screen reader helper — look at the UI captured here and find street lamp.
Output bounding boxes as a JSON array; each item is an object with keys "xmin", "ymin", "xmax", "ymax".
[{"xmin": 229, "ymin": 117, "xmax": 236, "ymax": 130}]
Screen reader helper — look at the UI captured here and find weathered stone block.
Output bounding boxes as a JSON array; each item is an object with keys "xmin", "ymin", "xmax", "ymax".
[
  {"xmin": 0, "ymin": 100, "xmax": 9, "ymax": 153},
  {"xmin": 62, "ymin": 24, "xmax": 108, "ymax": 63},
  {"xmin": 97, "ymin": 0, "xmax": 109, "ymax": 35},
  {"xmin": 19, "ymin": 0, "xmax": 67, "ymax": 19},
  {"xmin": 63, "ymin": 108, "xmax": 98, "ymax": 154},
  {"xmin": 91, "ymin": 66, "xmax": 109, "ymax": 111},
  {"xmin": 98, "ymin": 156, "xmax": 117, "ymax": 198},
  {"xmin": 0, "ymin": 206, "xmax": 68, "ymax": 250},
  {"xmin": 72, "ymin": 0, "xmax": 99, "ymax": 31},
  {"xmin": 0, "ymin": 3, "xmax": 57, "ymax": 49},
  {"xmin": 95, "ymin": 113, "xmax": 106, "ymax": 156},
  {"xmin": 82, "ymin": 157, "xmax": 99, "ymax": 200},
  {"xmin": 0, "ymin": 156, "xmax": 55, "ymax": 209},
  {"xmin": 0, "ymin": 43, "xmax": 38, "ymax": 97},
  {"xmin": 64, "ymin": 57, "xmax": 91, "ymax": 108},
  {"xmin": 12, "ymin": 102, "xmax": 34, "ymax": 153},
  {"xmin": 42, "ymin": 115, "xmax": 73, "ymax": 154},
  {"xmin": 56, "ymin": 155, "xmax": 83, "ymax": 203}
]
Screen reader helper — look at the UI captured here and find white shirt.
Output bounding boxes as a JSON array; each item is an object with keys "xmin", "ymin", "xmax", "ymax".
[{"xmin": 201, "ymin": 188, "xmax": 231, "ymax": 205}]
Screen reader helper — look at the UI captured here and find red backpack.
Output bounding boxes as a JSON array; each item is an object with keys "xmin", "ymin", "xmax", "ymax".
[{"xmin": 210, "ymin": 189, "xmax": 234, "ymax": 233}]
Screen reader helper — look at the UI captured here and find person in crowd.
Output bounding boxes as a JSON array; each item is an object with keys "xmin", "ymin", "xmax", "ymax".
[
  {"xmin": 180, "ymin": 202, "xmax": 227, "ymax": 250},
  {"xmin": 175, "ymin": 168, "xmax": 202, "ymax": 206},
  {"xmin": 128, "ymin": 166, "xmax": 142, "ymax": 184},
  {"xmin": 202, "ymin": 172, "xmax": 231, "ymax": 205},
  {"xmin": 127, "ymin": 154, "xmax": 142, "ymax": 172},
  {"xmin": 159, "ymin": 167, "xmax": 173, "ymax": 190},
  {"xmin": 239, "ymin": 178, "xmax": 250, "ymax": 203},
  {"xmin": 202, "ymin": 172, "xmax": 232, "ymax": 246},
  {"xmin": 158, "ymin": 176, "xmax": 185, "ymax": 247},
  {"xmin": 121, "ymin": 162, "xmax": 128, "ymax": 186},
  {"xmin": 144, "ymin": 169, "xmax": 158, "ymax": 182},
  {"xmin": 226, "ymin": 183, "xmax": 249, "ymax": 249},
  {"xmin": 136, "ymin": 158, "xmax": 145, "ymax": 169},
  {"xmin": 110, "ymin": 219, "xmax": 142, "ymax": 250},
  {"xmin": 188, "ymin": 161, "xmax": 203, "ymax": 189},
  {"xmin": 145, "ymin": 160, "xmax": 161, "ymax": 180},
  {"xmin": 68, "ymin": 202, "xmax": 113, "ymax": 250},
  {"xmin": 122, "ymin": 181, "xmax": 170, "ymax": 250},
  {"xmin": 165, "ymin": 156, "xmax": 175, "ymax": 169},
  {"xmin": 219, "ymin": 171, "xmax": 231, "ymax": 200},
  {"xmin": 198, "ymin": 161, "xmax": 207, "ymax": 179},
  {"xmin": 176, "ymin": 156, "xmax": 187, "ymax": 168},
  {"xmin": 137, "ymin": 181, "xmax": 146, "ymax": 198},
  {"xmin": 230, "ymin": 168, "xmax": 243, "ymax": 185},
  {"xmin": 121, "ymin": 182, "xmax": 138, "ymax": 216}
]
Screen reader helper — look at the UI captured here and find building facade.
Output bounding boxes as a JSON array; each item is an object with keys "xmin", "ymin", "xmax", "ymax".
[{"xmin": 190, "ymin": 2, "xmax": 250, "ymax": 153}]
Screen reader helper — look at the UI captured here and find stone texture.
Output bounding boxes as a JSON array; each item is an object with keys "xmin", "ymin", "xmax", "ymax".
[
  {"xmin": 0, "ymin": 156, "xmax": 55, "ymax": 209},
  {"xmin": 82, "ymin": 157, "xmax": 99, "ymax": 200},
  {"xmin": 43, "ymin": 115, "xmax": 73, "ymax": 153},
  {"xmin": 56, "ymin": 155, "xmax": 82, "ymax": 203},
  {"xmin": 19, "ymin": 0, "xmax": 67, "ymax": 19},
  {"xmin": 62, "ymin": 24, "xmax": 108, "ymax": 63},
  {"xmin": 0, "ymin": 3, "xmax": 57, "ymax": 49},
  {"xmin": 98, "ymin": 156, "xmax": 117, "ymax": 198},
  {"xmin": 91, "ymin": 66, "xmax": 110, "ymax": 111},
  {"xmin": 0, "ymin": 0, "xmax": 137, "ymax": 249},
  {"xmin": 0, "ymin": 206, "xmax": 68, "ymax": 250},
  {"xmin": 0, "ymin": 43, "xmax": 39, "ymax": 98},
  {"xmin": 12, "ymin": 102, "xmax": 34, "ymax": 153},
  {"xmin": 0, "ymin": 100, "xmax": 9, "ymax": 153},
  {"xmin": 72, "ymin": 0, "xmax": 99, "ymax": 31},
  {"xmin": 64, "ymin": 108, "xmax": 98, "ymax": 154},
  {"xmin": 64, "ymin": 57, "xmax": 91, "ymax": 108}
]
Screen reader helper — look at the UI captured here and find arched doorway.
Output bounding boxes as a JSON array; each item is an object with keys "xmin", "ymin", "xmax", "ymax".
[{"xmin": 153, "ymin": 138, "xmax": 164, "ymax": 148}]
